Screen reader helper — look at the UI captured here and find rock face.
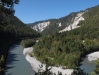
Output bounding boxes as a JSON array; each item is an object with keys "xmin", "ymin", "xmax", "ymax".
[
  {"xmin": 58, "ymin": 23, "xmax": 62, "ymax": 27},
  {"xmin": 88, "ymin": 51, "xmax": 99, "ymax": 61},
  {"xmin": 31, "ymin": 21, "xmax": 50, "ymax": 32},
  {"xmin": 28, "ymin": 11, "xmax": 85, "ymax": 34},
  {"xmin": 59, "ymin": 12, "xmax": 84, "ymax": 32}
]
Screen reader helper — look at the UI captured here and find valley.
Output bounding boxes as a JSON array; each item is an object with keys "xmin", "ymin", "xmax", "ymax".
[
  {"xmin": 28, "ymin": 5, "xmax": 99, "ymax": 75},
  {"xmin": 0, "ymin": 0, "xmax": 99, "ymax": 75}
]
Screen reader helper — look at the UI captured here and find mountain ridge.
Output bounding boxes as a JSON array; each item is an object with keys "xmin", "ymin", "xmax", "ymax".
[
  {"xmin": 27, "ymin": 5, "xmax": 99, "ymax": 34},
  {"xmin": 27, "ymin": 10, "xmax": 86, "ymax": 34}
]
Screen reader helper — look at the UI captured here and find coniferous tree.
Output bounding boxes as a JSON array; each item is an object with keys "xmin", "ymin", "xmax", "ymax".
[{"xmin": 0, "ymin": 0, "xmax": 19, "ymax": 15}]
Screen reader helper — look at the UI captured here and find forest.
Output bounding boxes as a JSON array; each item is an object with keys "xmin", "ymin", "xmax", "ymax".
[
  {"xmin": 33, "ymin": 5, "xmax": 99, "ymax": 69},
  {"xmin": 0, "ymin": 0, "xmax": 99, "ymax": 75}
]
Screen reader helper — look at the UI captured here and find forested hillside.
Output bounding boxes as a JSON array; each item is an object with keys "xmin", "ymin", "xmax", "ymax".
[
  {"xmin": 0, "ymin": 5, "xmax": 40, "ymax": 75},
  {"xmin": 33, "ymin": 5, "xmax": 99, "ymax": 69}
]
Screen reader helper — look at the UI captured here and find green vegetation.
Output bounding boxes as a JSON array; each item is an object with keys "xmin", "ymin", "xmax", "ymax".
[
  {"xmin": 0, "ymin": 0, "xmax": 99, "ymax": 75},
  {"xmin": 33, "ymin": 5, "xmax": 99, "ymax": 70},
  {"xmin": 0, "ymin": 0, "xmax": 19, "ymax": 15},
  {"xmin": 21, "ymin": 39, "xmax": 36, "ymax": 48},
  {"xmin": 90, "ymin": 58, "xmax": 99, "ymax": 75}
]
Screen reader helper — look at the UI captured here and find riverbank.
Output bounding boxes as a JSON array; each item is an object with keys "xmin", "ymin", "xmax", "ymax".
[
  {"xmin": 80, "ymin": 51, "xmax": 99, "ymax": 73},
  {"xmin": 4, "ymin": 44, "xmax": 35, "ymax": 75},
  {"xmin": 87, "ymin": 51, "xmax": 99, "ymax": 61},
  {"xmin": 23, "ymin": 47, "xmax": 73, "ymax": 75}
]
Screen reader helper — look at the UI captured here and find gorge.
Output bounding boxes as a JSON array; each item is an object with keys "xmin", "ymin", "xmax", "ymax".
[{"xmin": 0, "ymin": 1, "xmax": 99, "ymax": 75}]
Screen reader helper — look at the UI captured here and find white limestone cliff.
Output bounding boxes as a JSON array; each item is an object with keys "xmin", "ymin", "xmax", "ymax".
[
  {"xmin": 31, "ymin": 21, "xmax": 50, "ymax": 32},
  {"xmin": 59, "ymin": 12, "xmax": 84, "ymax": 32}
]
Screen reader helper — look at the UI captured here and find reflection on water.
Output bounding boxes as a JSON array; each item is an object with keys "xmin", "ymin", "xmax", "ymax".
[
  {"xmin": 80, "ymin": 56, "xmax": 95, "ymax": 73},
  {"xmin": 4, "ymin": 43, "xmax": 35, "ymax": 75}
]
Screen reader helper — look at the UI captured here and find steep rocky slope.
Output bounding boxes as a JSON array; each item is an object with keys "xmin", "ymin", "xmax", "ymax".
[{"xmin": 28, "ymin": 11, "xmax": 85, "ymax": 34}]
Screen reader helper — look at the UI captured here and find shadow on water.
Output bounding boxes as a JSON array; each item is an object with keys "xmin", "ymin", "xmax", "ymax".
[
  {"xmin": 4, "ymin": 43, "xmax": 35, "ymax": 75},
  {"xmin": 4, "ymin": 43, "xmax": 20, "ymax": 74}
]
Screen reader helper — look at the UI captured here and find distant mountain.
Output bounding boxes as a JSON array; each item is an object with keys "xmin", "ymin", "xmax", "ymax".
[
  {"xmin": 28, "ymin": 5, "xmax": 99, "ymax": 35},
  {"xmin": 28, "ymin": 10, "xmax": 86, "ymax": 34}
]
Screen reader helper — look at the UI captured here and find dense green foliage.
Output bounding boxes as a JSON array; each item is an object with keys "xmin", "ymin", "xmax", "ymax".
[
  {"xmin": 33, "ymin": 5, "xmax": 99, "ymax": 69},
  {"xmin": 90, "ymin": 58, "xmax": 99, "ymax": 75},
  {"xmin": 0, "ymin": 0, "xmax": 19, "ymax": 15},
  {"xmin": 21, "ymin": 39, "xmax": 36, "ymax": 48}
]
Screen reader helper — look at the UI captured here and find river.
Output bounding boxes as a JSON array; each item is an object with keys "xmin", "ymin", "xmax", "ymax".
[
  {"xmin": 4, "ymin": 43, "xmax": 35, "ymax": 75},
  {"xmin": 4, "ymin": 43, "xmax": 98, "ymax": 75},
  {"xmin": 80, "ymin": 54, "xmax": 96, "ymax": 74}
]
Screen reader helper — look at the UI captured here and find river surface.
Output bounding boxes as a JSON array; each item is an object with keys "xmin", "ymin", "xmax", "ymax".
[
  {"xmin": 4, "ymin": 43, "xmax": 35, "ymax": 75},
  {"xmin": 80, "ymin": 55, "xmax": 95, "ymax": 74}
]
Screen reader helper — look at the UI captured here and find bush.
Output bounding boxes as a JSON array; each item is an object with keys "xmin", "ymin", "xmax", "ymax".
[{"xmin": 21, "ymin": 39, "xmax": 36, "ymax": 48}]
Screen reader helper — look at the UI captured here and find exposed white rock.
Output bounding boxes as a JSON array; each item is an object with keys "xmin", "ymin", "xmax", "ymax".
[
  {"xmin": 31, "ymin": 21, "xmax": 50, "ymax": 32},
  {"xmin": 36, "ymin": 40, "xmax": 39, "ymax": 42},
  {"xmin": 58, "ymin": 23, "xmax": 62, "ymax": 27},
  {"xmin": 87, "ymin": 51, "xmax": 99, "ymax": 61},
  {"xmin": 59, "ymin": 12, "xmax": 84, "ymax": 32}
]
